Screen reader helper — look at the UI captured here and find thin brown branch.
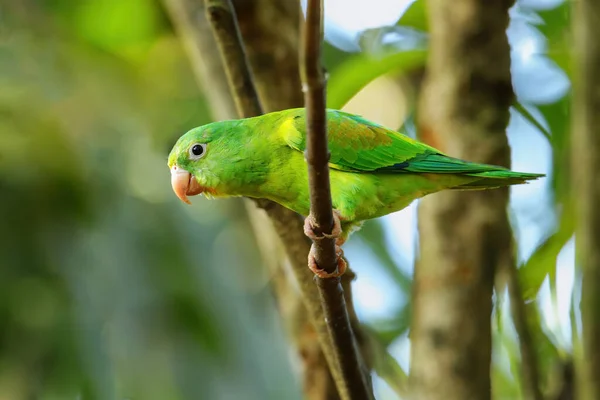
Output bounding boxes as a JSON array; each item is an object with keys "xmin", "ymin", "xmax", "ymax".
[
  {"xmin": 411, "ymin": 0, "xmax": 517, "ymax": 399},
  {"xmin": 300, "ymin": 1, "xmax": 372, "ymax": 400},
  {"xmin": 204, "ymin": 0, "xmax": 262, "ymax": 117},
  {"xmin": 301, "ymin": 0, "xmax": 335, "ymax": 267},
  {"xmin": 232, "ymin": 0, "xmax": 304, "ymax": 113},
  {"xmin": 572, "ymin": 0, "xmax": 600, "ymax": 398}
]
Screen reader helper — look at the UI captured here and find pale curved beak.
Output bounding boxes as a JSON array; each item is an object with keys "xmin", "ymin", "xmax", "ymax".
[{"xmin": 170, "ymin": 165, "xmax": 202, "ymax": 204}]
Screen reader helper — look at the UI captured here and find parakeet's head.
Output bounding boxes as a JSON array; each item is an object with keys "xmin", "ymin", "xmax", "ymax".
[{"xmin": 168, "ymin": 121, "xmax": 236, "ymax": 204}]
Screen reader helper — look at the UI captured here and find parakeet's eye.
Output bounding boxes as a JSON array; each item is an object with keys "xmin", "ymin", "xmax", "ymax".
[{"xmin": 189, "ymin": 143, "xmax": 207, "ymax": 160}]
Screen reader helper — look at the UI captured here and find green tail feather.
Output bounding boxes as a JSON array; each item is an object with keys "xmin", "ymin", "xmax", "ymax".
[
  {"xmin": 398, "ymin": 153, "xmax": 544, "ymax": 189},
  {"xmin": 454, "ymin": 170, "xmax": 544, "ymax": 190}
]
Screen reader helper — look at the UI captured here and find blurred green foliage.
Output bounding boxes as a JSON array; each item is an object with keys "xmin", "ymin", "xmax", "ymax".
[
  {"xmin": 396, "ymin": 0, "xmax": 428, "ymax": 31},
  {"xmin": 1, "ymin": 1, "xmax": 298, "ymax": 399}
]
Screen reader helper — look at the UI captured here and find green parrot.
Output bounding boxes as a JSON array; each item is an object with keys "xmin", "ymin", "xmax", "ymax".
[{"xmin": 168, "ymin": 108, "xmax": 543, "ymax": 276}]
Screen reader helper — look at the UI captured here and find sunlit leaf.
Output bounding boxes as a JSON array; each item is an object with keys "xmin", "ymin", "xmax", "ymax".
[
  {"xmin": 327, "ymin": 50, "xmax": 427, "ymax": 109},
  {"xmin": 526, "ymin": 301, "xmax": 562, "ymax": 393},
  {"xmin": 366, "ymin": 327, "xmax": 408, "ymax": 397},
  {"xmin": 518, "ymin": 96, "xmax": 572, "ymax": 304},
  {"xmin": 368, "ymin": 304, "xmax": 411, "ymax": 347},
  {"xmin": 539, "ymin": 97, "xmax": 570, "ymax": 199},
  {"xmin": 492, "ymin": 362, "xmax": 520, "ymax": 400},
  {"xmin": 73, "ymin": 0, "xmax": 162, "ymax": 57},
  {"xmin": 323, "ymin": 41, "xmax": 353, "ymax": 72},
  {"xmin": 355, "ymin": 220, "xmax": 412, "ymax": 294},
  {"xmin": 396, "ymin": 0, "xmax": 428, "ymax": 31},
  {"xmin": 495, "ymin": 288, "xmax": 505, "ymax": 333},
  {"xmin": 519, "ymin": 207, "xmax": 574, "ymax": 301},
  {"xmin": 537, "ymin": 2, "xmax": 572, "ymax": 76},
  {"xmin": 498, "ymin": 329, "xmax": 524, "ymax": 398},
  {"xmin": 512, "ymin": 101, "xmax": 551, "ymax": 141},
  {"xmin": 570, "ymin": 275, "xmax": 580, "ymax": 347}
]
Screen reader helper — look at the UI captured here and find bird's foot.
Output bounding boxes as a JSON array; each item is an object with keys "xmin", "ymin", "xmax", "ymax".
[
  {"xmin": 308, "ymin": 244, "xmax": 347, "ymax": 279},
  {"xmin": 303, "ymin": 209, "xmax": 345, "ymax": 245},
  {"xmin": 304, "ymin": 210, "xmax": 347, "ymax": 278}
]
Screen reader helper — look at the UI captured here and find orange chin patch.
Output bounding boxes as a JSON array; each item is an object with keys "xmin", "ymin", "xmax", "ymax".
[{"xmin": 201, "ymin": 186, "xmax": 218, "ymax": 196}]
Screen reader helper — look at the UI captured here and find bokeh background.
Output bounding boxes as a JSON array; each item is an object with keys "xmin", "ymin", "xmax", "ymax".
[{"xmin": 1, "ymin": 0, "xmax": 573, "ymax": 399}]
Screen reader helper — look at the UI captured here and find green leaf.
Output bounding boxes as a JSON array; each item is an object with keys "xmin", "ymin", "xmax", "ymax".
[
  {"xmin": 355, "ymin": 219, "xmax": 412, "ymax": 294},
  {"xmin": 327, "ymin": 50, "xmax": 427, "ymax": 109},
  {"xmin": 537, "ymin": 3, "xmax": 572, "ymax": 76},
  {"xmin": 396, "ymin": 0, "xmax": 428, "ymax": 31},
  {"xmin": 512, "ymin": 101, "xmax": 551, "ymax": 141},
  {"xmin": 492, "ymin": 367, "xmax": 521, "ymax": 399},
  {"xmin": 323, "ymin": 41, "xmax": 353, "ymax": 72},
  {"xmin": 366, "ymin": 327, "xmax": 408, "ymax": 397},
  {"xmin": 526, "ymin": 301, "xmax": 562, "ymax": 391},
  {"xmin": 497, "ymin": 328, "xmax": 524, "ymax": 399},
  {"xmin": 492, "ymin": 360, "xmax": 520, "ymax": 399},
  {"xmin": 368, "ymin": 304, "xmax": 411, "ymax": 347},
  {"xmin": 519, "ymin": 206, "xmax": 574, "ymax": 301},
  {"xmin": 570, "ymin": 275, "xmax": 580, "ymax": 347},
  {"xmin": 539, "ymin": 97, "xmax": 570, "ymax": 200}
]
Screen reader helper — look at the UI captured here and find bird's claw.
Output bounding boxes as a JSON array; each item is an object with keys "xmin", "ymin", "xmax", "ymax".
[
  {"xmin": 303, "ymin": 209, "xmax": 343, "ymax": 242},
  {"xmin": 304, "ymin": 210, "xmax": 347, "ymax": 277},
  {"xmin": 308, "ymin": 244, "xmax": 347, "ymax": 278}
]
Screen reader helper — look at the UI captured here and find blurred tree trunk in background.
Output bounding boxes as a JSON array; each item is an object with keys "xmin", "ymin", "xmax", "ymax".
[
  {"xmin": 232, "ymin": 0, "xmax": 303, "ymax": 112},
  {"xmin": 410, "ymin": 0, "xmax": 514, "ymax": 399},
  {"xmin": 162, "ymin": 1, "xmax": 351, "ymax": 398},
  {"xmin": 572, "ymin": 0, "xmax": 600, "ymax": 399}
]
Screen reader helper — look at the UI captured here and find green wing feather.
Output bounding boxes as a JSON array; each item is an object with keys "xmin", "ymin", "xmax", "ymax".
[
  {"xmin": 283, "ymin": 108, "xmax": 437, "ymax": 172},
  {"xmin": 281, "ymin": 108, "xmax": 543, "ymax": 183}
]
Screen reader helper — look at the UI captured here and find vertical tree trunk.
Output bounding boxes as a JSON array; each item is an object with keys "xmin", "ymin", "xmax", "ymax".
[
  {"xmin": 410, "ymin": 1, "xmax": 514, "ymax": 399},
  {"xmin": 232, "ymin": 0, "xmax": 303, "ymax": 112},
  {"xmin": 572, "ymin": 0, "xmax": 600, "ymax": 399}
]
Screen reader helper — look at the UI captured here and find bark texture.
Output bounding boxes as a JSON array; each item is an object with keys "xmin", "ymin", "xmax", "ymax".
[
  {"xmin": 410, "ymin": 1, "xmax": 515, "ymax": 399},
  {"xmin": 233, "ymin": 0, "xmax": 302, "ymax": 112},
  {"xmin": 572, "ymin": 0, "xmax": 600, "ymax": 399}
]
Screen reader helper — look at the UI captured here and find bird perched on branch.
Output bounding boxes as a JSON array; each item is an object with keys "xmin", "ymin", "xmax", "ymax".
[{"xmin": 168, "ymin": 108, "xmax": 543, "ymax": 277}]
